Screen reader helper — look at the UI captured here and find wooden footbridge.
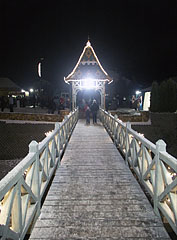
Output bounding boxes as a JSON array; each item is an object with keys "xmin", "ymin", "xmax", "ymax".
[{"xmin": 0, "ymin": 109, "xmax": 176, "ymax": 239}]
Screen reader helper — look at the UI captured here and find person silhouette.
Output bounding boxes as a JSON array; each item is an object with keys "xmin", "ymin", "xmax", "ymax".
[{"xmin": 90, "ymin": 99, "xmax": 99, "ymax": 124}]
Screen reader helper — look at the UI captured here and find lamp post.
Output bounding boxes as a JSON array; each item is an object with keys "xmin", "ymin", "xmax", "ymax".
[
  {"xmin": 37, "ymin": 58, "xmax": 44, "ymax": 105},
  {"xmin": 38, "ymin": 58, "xmax": 44, "ymax": 78}
]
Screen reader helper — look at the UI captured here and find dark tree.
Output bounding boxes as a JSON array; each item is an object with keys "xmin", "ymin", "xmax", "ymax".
[
  {"xmin": 150, "ymin": 82, "xmax": 159, "ymax": 112},
  {"xmin": 159, "ymin": 81, "xmax": 168, "ymax": 112},
  {"xmin": 167, "ymin": 78, "xmax": 177, "ymax": 112}
]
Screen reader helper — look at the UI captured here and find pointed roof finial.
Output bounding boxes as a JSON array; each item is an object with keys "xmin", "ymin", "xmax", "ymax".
[{"xmin": 86, "ymin": 34, "xmax": 91, "ymax": 47}]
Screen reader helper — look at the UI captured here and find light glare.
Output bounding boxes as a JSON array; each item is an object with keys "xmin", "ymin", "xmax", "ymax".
[
  {"xmin": 136, "ymin": 90, "xmax": 141, "ymax": 95},
  {"xmin": 82, "ymin": 78, "xmax": 96, "ymax": 89}
]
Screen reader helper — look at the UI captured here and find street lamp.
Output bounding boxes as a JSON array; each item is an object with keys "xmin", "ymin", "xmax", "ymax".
[
  {"xmin": 136, "ymin": 90, "xmax": 141, "ymax": 95},
  {"xmin": 38, "ymin": 58, "xmax": 44, "ymax": 78},
  {"xmin": 30, "ymin": 88, "xmax": 34, "ymax": 93}
]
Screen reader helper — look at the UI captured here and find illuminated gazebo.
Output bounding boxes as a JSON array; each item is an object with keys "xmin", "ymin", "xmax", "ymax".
[{"xmin": 64, "ymin": 40, "xmax": 113, "ymax": 110}]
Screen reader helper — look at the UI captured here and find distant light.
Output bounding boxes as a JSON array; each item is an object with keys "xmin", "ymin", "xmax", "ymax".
[
  {"xmin": 21, "ymin": 89, "xmax": 29, "ymax": 96},
  {"xmin": 136, "ymin": 90, "xmax": 141, "ymax": 95},
  {"xmin": 86, "ymin": 40, "xmax": 91, "ymax": 47},
  {"xmin": 25, "ymin": 91, "xmax": 29, "ymax": 97},
  {"xmin": 30, "ymin": 88, "xmax": 34, "ymax": 93}
]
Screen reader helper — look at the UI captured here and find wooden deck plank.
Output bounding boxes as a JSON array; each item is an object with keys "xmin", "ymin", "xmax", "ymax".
[{"xmin": 30, "ymin": 120, "xmax": 170, "ymax": 240}]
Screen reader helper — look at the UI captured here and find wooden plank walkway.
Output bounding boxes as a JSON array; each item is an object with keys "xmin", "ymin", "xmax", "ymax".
[{"xmin": 30, "ymin": 120, "xmax": 170, "ymax": 240}]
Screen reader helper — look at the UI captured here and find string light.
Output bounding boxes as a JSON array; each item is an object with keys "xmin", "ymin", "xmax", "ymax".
[
  {"xmin": 64, "ymin": 40, "xmax": 113, "ymax": 83},
  {"xmin": 45, "ymin": 131, "xmax": 53, "ymax": 137}
]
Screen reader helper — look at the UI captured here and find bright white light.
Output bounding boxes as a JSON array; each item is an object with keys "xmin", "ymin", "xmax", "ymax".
[
  {"xmin": 38, "ymin": 62, "xmax": 42, "ymax": 77},
  {"xmin": 136, "ymin": 90, "xmax": 141, "ymax": 95},
  {"xmin": 21, "ymin": 89, "xmax": 29, "ymax": 96},
  {"xmin": 30, "ymin": 88, "xmax": 34, "ymax": 93},
  {"xmin": 143, "ymin": 91, "xmax": 150, "ymax": 111},
  {"xmin": 25, "ymin": 91, "xmax": 29, "ymax": 97},
  {"xmin": 82, "ymin": 78, "xmax": 96, "ymax": 89},
  {"xmin": 86, "ymin": 40, "xmax": 91, "ymax": 47}
]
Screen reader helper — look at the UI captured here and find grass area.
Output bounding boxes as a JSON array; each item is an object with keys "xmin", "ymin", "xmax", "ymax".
[
  {"xmin": 0, "ymin": 122, "xmax": 54, "ymax": 180},
  {"xmin": 0, "ymin": 122, "xmax": 54, "ymax": 160}
]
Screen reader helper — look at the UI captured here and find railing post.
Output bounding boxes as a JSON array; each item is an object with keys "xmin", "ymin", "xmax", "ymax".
[
  {"xmin": 64, "ymin": 115, "xmax": 69, "ymax": 140},
  {"xmin": 108, "ymin": 112, "xmax": 111, "ymax": 133},
  {"xmin": 60, "ymin": 126, "xmax": 64, "ymax": 151},
  {"xmin": 113, "ymin": 115, "xmax": 118, "ymax": 145},
  {"xmin": 125, "ymin": 122, "xmax": 131, "ymax": 165},
  {"xmin": 55, "ymin": 122, "xmax": 61, "ymax": 165},
  {"xmin": 11, "ymin": 181, "xmax": 22, "ymax": 234},
  {"xmin": 55, "ymin": 122, "xmax": 60, "ymax": 130},
  {"xmin": 29, "ymin": 141, "xmax": 40, "ymax": 215},
  {"xmin": 154, "ymin": 139, "xmax": 166, "ymax": 216}
]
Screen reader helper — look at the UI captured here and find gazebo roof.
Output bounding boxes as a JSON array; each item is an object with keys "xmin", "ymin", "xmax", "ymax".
[
  {"xmin": 0, "ymin": 78, "xmax": 21, "ymax": 91},
  {"xmin": 64, "ymin": 40, "xmax": 113, "ymax": 83}
]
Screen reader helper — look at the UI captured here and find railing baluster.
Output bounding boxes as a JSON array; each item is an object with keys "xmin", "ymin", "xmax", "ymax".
[
  {"xmin": 0, "ymin": 108, "xmax": 79, "ymax": 239},
  {"xmin": 29, "ymin": 141, "xmax": 40, "ymax": 216},
  {"xmin": 99, "ymin": 108, "xmax": 177, "ymax": 234},
  {"xmin": 125, "ymin": 122, "xmax": 131, "ymax": 165},
  {"xmin": 12, "ymin": 180, "xmax": 22, "ymax": 234}
]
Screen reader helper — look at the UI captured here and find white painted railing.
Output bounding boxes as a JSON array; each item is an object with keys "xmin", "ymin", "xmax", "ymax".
[
  {"xmin": 0, "ymin": 108, "xmax": 78, "ymax": 240},
  {"xmin": 99, "ymin": 108, "xmax": 177, "ymax": 235}
]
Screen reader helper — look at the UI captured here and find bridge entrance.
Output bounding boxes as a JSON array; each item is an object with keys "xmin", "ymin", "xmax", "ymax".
[
  {"xmin": 76, "ymin": 89, "xmax": 101, "ymax": 110},
  {"xmin": 64, "ymin": 40, "xmax": 113, "ymax": 110}
]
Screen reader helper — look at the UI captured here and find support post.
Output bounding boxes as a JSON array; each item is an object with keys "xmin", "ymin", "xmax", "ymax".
[
  {"xmin": 103, "ymin": 82, "xmax": 105, "ymax": 109},
  {"xmin": 100, "ymin": 84, "xmax": 105, "ymax": 109},
  {"xmin": 125, "ymin": 122, "xmax": 131, "ymax": 165},
  {"xmin": 154, "ymin": 139, "xmax": 166, "ymax": 216},
  {"xmin": 29, "ymin": 141, "xmax": 40, "ymax": 207},
  {"xmin": 29, "ymin": 140, "xmax": 40, "ymax": 229},
  {"xmin": 113, "ymin": 115, "xmax": 118, "ymax": 145},
  {"xmin": 72, "ymin": 83, "xmax": 75, "ymax": 111},
  {"xmin": 55, "ymin": 122, "xmax": 61, "ymax": 165}
]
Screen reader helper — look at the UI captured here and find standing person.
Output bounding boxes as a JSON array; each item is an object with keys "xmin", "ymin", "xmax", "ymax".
[
  {"xmin": 1, "ymin": 96, "xmax": 5, "ymax": 112},
  {"xmin": 9, "ymin": 95, "xmax": 14, "ymax": 112},
  {"xmin": 91, "ymin": 99, "xmax": 99, "ymax": 124},
  {"xmin": 32, "ymin": 94, "xmax": 36, "ymax": 108},
  {"xmin": 131, "ymin": 95, "xmax": 136, "ymax": 109},
  {"xmin": 84, "ymin": 103, "xmax": 90, "ymax": 125},
  {"xmin": 136, "ymin": 96, "xmax": 141, "ymax": 111},
  {"xmin": 54, "ymin": 96, "xmax": 60, "ymax": 114}
]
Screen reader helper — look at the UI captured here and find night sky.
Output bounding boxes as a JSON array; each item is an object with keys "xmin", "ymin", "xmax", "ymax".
[{"xmin": 0, "ymin": 0, "xmax": 177, "ymax": 90}]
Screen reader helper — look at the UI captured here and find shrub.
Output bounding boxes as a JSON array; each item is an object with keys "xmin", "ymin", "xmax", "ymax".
[
  {"xmin": 150, "ymin": 78, "xmax": 177, "ymax": 112},
  {"xmin": 150, "ymin": 81, "xmax": 159, "ymax": 112},
  {"xmin": 167, "ymin": 78, "xmax": 177, "ymax": 112},
  {"xmin": 159, "ymin": 81, "xmax": 168, "ymax": 112}
]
